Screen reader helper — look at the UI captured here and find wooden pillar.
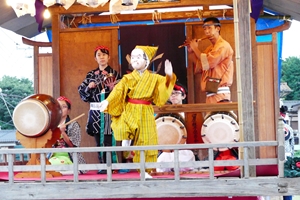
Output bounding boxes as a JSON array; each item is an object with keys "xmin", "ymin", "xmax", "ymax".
[
  {"xmin": 50, "ymin": 8, "xmax": 61, "ymax": 98},
  {"xmin": 236, "ymin": 0, "xmax": 256, "ymax": 176},
  {"xmin": 22, "ymin": 37, "xmax": 53, "ymax": 95}
]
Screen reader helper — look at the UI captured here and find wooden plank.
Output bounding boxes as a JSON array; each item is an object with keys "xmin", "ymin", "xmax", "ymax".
[
  {"xmin": 1, "ymin": 177, "xmax": 300, "ymax": 199},
  {"xmin": 67, "ymin": 9, "xmax": 234, "ymax": 27},
  {"xmin": 256, "ymin": 43, "xmax": 276, "ymax": 159},
  {"xmin": 186, "ymin": 25, "xmax": 195, "ymax": 103},
  {"xmin": 52, "ymin": 12, "xmax": 60, "ymax": 98},
  {"xmin": 59, "ymin": 28, "xmax": 119, "ymax": 164},
  {"xmin": 237, "ymin": 0, "xmax": 256, "ymax": 177},
  {"xmin": 22, "ymin": 37, "xmax": 52, "ymax": 47},
  {"xmin": 272, "ymin": 32, "xmax": 280, "ymax": 140},
  {"xmin": 153, "ymin": 102, "xmax": 238, "ymax": 113},
  {"xmin": 38, "ymin": 54, "xmax": 53, "ymax": 95},
  {"xmin": 33, "ymin": 46, "xmax": 39, "ymax": 94}
]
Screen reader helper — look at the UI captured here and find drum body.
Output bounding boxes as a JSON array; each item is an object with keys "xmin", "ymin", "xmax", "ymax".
[
  {"xmin": 155, "ymin": 113, "xmax": 187, "ymax": 151},
  {"xmin": 201, "ymin": 111, "xmax": 239, "ymax": 151},
  {"xmin": 13, "ymin": 94, "xmax": 62, "ymax": 137}
]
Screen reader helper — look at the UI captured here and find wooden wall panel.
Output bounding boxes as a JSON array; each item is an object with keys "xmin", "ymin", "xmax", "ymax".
[
  {"xmin": 59, "ymin": 28, "xmax": 119, "ymax": 164},
  {"xmin": 38, "ymin": 54, "xmax": 53, "ymax": 95},
  {"xmin": 256, "ymin": 43, "xmax": 276, "ymax": 158}
]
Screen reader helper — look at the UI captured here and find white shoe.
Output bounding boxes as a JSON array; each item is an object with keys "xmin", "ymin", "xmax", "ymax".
[
  {"xmin": 145, "ymin": 172, "xmax": 152, "ymax": 179},
  {"xmin": 140, "ymin": 172, "xmax": 153, "ymax": 179},
  {"xmin": 59, "ymin": 170, "xmax": 74, "ymax": 175}
]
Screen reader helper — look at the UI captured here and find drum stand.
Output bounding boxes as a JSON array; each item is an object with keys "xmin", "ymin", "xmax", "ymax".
[{"xmin": 14, "ymin": 129, "xmax": 62, "ymax": 178}]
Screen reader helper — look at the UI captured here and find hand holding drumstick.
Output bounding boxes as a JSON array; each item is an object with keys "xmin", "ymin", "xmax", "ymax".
[
  {"xmin": 58, "ymin": 113, "xmax": 85, "ymax": 128},
  {"xmin": 58, "ymin": 113, "xmax": 85, "ymax": 147}
]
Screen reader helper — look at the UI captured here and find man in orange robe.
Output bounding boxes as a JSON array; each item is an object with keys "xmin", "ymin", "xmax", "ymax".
[{"xmin": 188, "ymin": 17, "xmax": 234, "ymax": 103}]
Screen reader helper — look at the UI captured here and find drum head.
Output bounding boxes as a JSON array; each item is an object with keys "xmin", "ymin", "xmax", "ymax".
[
  {"xmin": 13, "ymin": 99, "xmax": 50, "ymax": 137},
  {"xmin": 201, "ymin": 113, "xmax": 239, "ymax": 151},
  {"xmin": 156, "ymin": 116, "xmax": 187, "ymax": 145}
]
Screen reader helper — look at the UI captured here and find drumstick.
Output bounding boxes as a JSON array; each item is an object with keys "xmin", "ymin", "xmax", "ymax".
[{"xmin": 58, "ymin": 113, "xmax": 85, "ymax": 127}]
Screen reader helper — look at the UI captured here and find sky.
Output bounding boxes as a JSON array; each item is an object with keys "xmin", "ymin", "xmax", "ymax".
[
  {"xmin": 0, "ymin": 19, "xmax": 300, "ymax": 80},
  {"xmin": 281, "ymin": 20, "xmax": 300, "ymax": 59},
  {"xmin": 0, "ymin": 28, "xmax": 50, "ymax": 81}
]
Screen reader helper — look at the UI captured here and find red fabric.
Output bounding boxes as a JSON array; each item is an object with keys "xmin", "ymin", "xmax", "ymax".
[
  {"xmin": 57, "ymin": 96, "xmax": 71, "ymax": 105},
  {"xmin": 102, "ymin": 198, "xmax": 259, "ymax": 200},
  {"xmin": 94, "ymin": 45, "xmax": 110, "ymax": 55},
  {"xmin": 174, "ymin": 84, "xmax": 186, "ymax": 94},
  {"xmin": 94, "ymin": 45, "xmax": 109, "ymax": 52},
  {"xmin": 127, "ymin": 98, "xmax": 151, "ymax": 105},
  {"xmin": 0, "ymin": 165, "xmax": 278, "ymax": 181},
  {"xmin": 214, "ymin": 150, "xmax": 239, "ymax": 171}
]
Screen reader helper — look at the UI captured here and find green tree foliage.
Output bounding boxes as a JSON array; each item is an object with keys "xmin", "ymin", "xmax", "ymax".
[
  {"xmin": 0, "ymin": 76, "xmax": 34, "ymax": 130},
  {"xmin": 281, "ymin": 56, "xmax": 300, "ymax": 100}
]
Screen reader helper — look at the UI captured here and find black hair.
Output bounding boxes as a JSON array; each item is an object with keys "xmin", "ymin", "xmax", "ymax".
[
  {"xmin": 94, "ymin": 48, "xmax": 109, "ymax": 57},
  {"xmin": 173, "ymin": 81, "xmax": 188, "ymax": 104},
  {"xmin": 280, "ymin": 105, "xmax": 288, "ymax": 114},
  {"xmin": 204, "ymin": 17, "xmax": 221, "ymax": 27},
  {"xmin": 65, "ymin": 101, "xmax": 71, "ymax": 110}
]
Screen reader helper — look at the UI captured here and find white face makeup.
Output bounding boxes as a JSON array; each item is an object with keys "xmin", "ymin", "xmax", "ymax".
[{"xmin": 131, "ymin": 48, "xmax": 148, "ymax": 71}]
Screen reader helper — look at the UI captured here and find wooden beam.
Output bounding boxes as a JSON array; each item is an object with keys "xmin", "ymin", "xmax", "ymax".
[
  {"xmin": 65, "ymin": 9, "xmax": 234, "ymax": 28},
  {"xmin": 256, "ymin": 20, "xmax": 291, "ymax": 36},
  {"xmin": 51, "ymin": 12, "xmax": 60, "ymax": 98},
  {"xmin": 236, "ymin": 0, "xmax": 256, "ymax": 176},
  {"xmin": 153, "ymin": 102, "xmax": 238, "ymax": 113},
  {"xmin": 3, "ymin": 177, "xmax": 300, "ymax": 198},
  {"xmin": 22, "ymin": 37, "xmax": 52, "ymax": 47}
]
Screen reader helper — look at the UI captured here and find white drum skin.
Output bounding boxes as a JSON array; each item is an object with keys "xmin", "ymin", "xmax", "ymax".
[
  {"xmin": 155, "ymin": 113, "xmax": 187, "ymax": 152},
  {"xmin": 201, "ymin": 112, "xmax": 239, "ymax": 151},
  {"xmin": 13, "ymin": 94, "xmax": 62, "ymax": 137}
]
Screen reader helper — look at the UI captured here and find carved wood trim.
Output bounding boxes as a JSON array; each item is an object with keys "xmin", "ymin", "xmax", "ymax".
[
  {"xmin": 22, "ymin": 37, "xmax": 52, "ymax": 47},
  {"xmin": 256, "ymin": 20, "xmax": 291, "ymax": 36}
]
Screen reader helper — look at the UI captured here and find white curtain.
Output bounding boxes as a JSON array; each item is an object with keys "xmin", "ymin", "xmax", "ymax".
[
  {"xmin": 9, "ymin": 0, "xmax": 36, "ymax": 17},
  {"xmin": 43, "ymin": 0, "xmax": 76, "ymax": 10},
  {"xmin": 109, "ymin": 0, "xmax": 139, "ymax": 14},
  {"xmin": 77, "ymin": 0, "xmax": 109, "ymax": 8}
]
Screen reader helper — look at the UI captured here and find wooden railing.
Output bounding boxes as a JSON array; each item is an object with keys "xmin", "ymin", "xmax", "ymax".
[
  {"xmin": 0, "ymin": 117, "xmax": 297, "ymax": 199},
  {"xmin": 1, "ymin": 140, "xmax": 296, "ymax": 199},
  {"xmin": 0, "ymin": 141, "xmax": 278, "ymax": 181}
]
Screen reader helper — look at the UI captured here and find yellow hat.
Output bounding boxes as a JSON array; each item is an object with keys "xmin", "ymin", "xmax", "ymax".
[{"xmin": 135, "ymin": 45, "xmax": 158, "ymax": 61}]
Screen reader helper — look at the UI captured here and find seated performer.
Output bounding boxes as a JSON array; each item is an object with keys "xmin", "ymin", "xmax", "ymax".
[
  {"xmin": 156, "ymin": 82, "xmax": 195, "ymax": 173},
  {"xmin": 49, "ymin": 96, "xmax": 87, "ymax": 174},
  {"xmin": 98, "ymin": 45, "xmax": 177, "ymax": 178}
]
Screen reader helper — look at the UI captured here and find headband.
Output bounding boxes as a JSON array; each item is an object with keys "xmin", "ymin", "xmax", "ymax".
[
  {"xmin": 174, "ymin": 84, "xmax": 186, "ymax": 95},
  {"xmin": 94, "ymin": 45, "xmax": 109, "ymax": 55},
  {"xmin": 202, "ymin": 23, "xmax": 221, "ymax": 28},
  {"xmin": 57, "ymin": 96, "xmax": 72, "ymax": 105}
]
